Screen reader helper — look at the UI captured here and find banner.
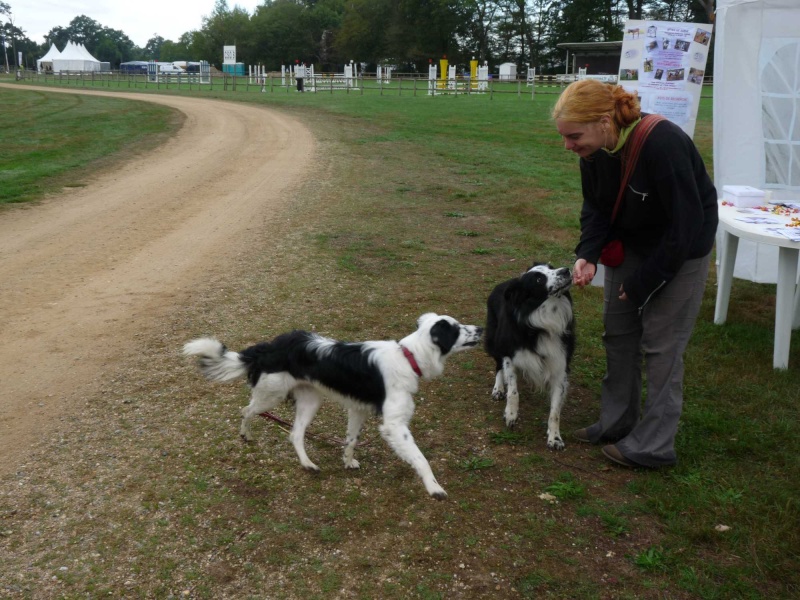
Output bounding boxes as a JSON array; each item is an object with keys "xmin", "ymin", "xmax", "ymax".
[
  {"xmin": 619, "ymin": 20, "xmax": 713, "ymax": 138},
  {"xmin": 223, "ymin": 46, "xmax": 236, "ymax": 65}
]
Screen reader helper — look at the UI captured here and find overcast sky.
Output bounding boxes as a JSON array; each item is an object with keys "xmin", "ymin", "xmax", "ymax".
[{"xmin": 9, "ymin": 0, "xmax": 263, "ymax": 48}]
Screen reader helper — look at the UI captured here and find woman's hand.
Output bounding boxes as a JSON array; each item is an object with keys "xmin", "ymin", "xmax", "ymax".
[{"xmin": 572, "ymin": 258, "xmax": 596, "ymax": 287}]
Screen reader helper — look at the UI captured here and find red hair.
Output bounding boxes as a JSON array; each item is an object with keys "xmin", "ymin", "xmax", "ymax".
[{"xmin": 552, "ymin": 80, "xmax": 641, "ymax": 135}]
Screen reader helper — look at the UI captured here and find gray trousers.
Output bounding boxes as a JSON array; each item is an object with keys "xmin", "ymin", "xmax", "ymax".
[{"xmin": 585, "ymin": 252, "xmax": 711, "ymax": 467}]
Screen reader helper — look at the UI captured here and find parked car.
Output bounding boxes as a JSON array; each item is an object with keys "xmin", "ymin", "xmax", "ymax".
[{"xmin": 158, "ymin": 63, "xmax": 184, "ymax": 74}]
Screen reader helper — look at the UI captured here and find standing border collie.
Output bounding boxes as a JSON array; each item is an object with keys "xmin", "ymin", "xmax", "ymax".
[
  {"xmin": 183, "ymin": 313, "xmax": 482, "ymax": 500},
  {"xmin": 484, "ymin": 263, "xmax": 575, "ymax": 450}
]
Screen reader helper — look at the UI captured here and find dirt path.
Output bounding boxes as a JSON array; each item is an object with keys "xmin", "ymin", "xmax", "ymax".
[{"xmin": 0, "ymin": 85, "xmax": 315, "ymax": 477}]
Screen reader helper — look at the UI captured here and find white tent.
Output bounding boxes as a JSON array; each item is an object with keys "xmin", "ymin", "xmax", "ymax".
[
  {"xmin": 36, "ymin": 44, "xmax": 61, "ymax": 73},
  {"xmin": 713, "ymin": 0, "xmax": 800, "ymax": 282},
  {"xmin": 77, "ymin": 43, "xmax": 98, "ymax": 62},
  {"xmin": 51, "ymin": 41, "xmax": 102, "ymax": 73}
]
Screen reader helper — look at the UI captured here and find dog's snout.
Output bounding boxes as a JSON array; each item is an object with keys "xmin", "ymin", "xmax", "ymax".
[{"xmin": 463, "ymin": 325, "xmax": 484, "ymax": 346}]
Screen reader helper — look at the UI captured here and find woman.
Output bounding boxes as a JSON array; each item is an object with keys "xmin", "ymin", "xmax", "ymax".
[{"xmin": 552, "ymin": 79, "xmax": 718, "ymax": 468}]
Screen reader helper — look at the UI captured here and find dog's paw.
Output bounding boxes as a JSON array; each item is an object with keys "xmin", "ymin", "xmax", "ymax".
[
  {"xmin": 344, "ymin": 459, "xmax": 360, "ymax": 470},
  {"xmin": 547, "ymin": 436, "xmax": 565, "ymax": 451},
  {"xmin": 429, "ymin": 488, "xmax": 448, "ymax": 501},
  {"xmin": 239, "ymin": 420, "xmax": 254, "ymax": 441},
  {"xmin": 504, "ymin": 415, "xmax": 518, "ymax": 428},
  {"xmin": 491, "ymin": 389, "xmax": 506, "ymax": 402},
  {"xmin": 302, "ymin": 463, "xmax": 321, "ymax": 473}
]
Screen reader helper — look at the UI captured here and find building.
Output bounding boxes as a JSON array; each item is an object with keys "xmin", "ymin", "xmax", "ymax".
[
  {"xmin": 498, "ymin": 62, "xmax": 517, "ymax": 80},
  {"xmin": 556, "ymin": 41, "xmax": 622, "ymax": 76}
]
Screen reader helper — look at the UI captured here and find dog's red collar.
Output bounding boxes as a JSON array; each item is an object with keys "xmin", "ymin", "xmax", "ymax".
[{"xmin": 401, "ymin": 346, "xmax": 422, "ymax": 377}]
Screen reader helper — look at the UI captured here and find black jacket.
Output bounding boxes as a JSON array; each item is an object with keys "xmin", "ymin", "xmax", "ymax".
[{"xmin": 575, "ymin": 118, "xmax": 718, "ymax": 308}]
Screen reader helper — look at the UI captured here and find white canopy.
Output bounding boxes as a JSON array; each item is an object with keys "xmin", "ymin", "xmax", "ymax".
[
  {"xmin": 36, "ymin": 44, "xmax": 62, "ymax": 73},
  {"xmin": 713, "ymin": 0, "xmax": 800, "ymax": 282},
  {"xmin": 51, "ymin": 41, "xmax": 101, "ymax": 73},
  {"xmin": 77, "ymin": 43, "xmax": 98, "ymax": 61}
]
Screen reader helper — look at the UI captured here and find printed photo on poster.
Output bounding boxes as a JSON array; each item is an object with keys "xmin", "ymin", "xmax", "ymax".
[
  {"xmin": 694, "ymin": 28, "xmax": 712, "ymax": 45},
  {"xmin": 688, "ymin": 68, "xmax": 705, "ymax": 84}
]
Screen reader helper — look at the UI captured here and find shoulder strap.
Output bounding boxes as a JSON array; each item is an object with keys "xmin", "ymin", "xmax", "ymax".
[{"xmin": 610, "ymin": 114, "xmax": 667, "ymax": 223}]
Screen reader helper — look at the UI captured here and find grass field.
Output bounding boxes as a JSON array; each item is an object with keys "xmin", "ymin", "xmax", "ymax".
[
  {"xmin": 0, "ymin": 86, "xmax": 181, "ymax": 204},
  {"xmin": 0, "ymin": 77, "xmax": 797, "ymax": 599}
]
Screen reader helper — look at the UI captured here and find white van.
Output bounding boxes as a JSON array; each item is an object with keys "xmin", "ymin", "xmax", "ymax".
[{"xmin": 158, "ymin": 63, "xmax": 184, "ymax": 74}]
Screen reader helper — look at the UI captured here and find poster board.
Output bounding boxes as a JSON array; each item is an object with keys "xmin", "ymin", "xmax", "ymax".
[
  {"xmin": 223, "ymin": 46, "xmax": 237, "ymax": 65},
  {"xmin": 618, "ymin": 20, "xmax": 713, "ymax": 138}
]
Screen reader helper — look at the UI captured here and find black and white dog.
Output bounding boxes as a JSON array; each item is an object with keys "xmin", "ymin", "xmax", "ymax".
[
  {"xmin": 183, "ymin": 313, "xmax": 483, "ymax": 500},
  {"xmin": 484, "ymin": 263, "xmax": 575, "ymax": 450}
]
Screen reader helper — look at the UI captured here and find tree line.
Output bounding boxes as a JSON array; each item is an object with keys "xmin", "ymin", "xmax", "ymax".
[{"xmin": 2, "ymin": 0, "xmax": 714, "ymax": 74}]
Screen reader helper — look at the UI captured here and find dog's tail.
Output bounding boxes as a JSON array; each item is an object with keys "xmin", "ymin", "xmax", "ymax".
[{"xmin": 183, "ymin": 338, "xmax": 247, "ymax": 382}]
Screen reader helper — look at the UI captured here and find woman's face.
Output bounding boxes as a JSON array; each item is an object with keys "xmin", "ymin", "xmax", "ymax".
[{"xmin": 556, "ymin": 119, "xmax": 608, "ymax": 158}]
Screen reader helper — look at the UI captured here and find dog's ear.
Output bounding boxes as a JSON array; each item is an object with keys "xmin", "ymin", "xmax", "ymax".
[
  {"xmin": 504, "ymin": 279, "xmax": 524, "ymax": 304},
  {"xmin": 429, "ymin": 319, "xmax": 460, "ymax": 355},
  {"xmin": 526, "ymin": 261, "xmax": 546, "ymax": 273},
  {"xmin": 417, "ymin": 312, "xmax": 438, "ymax": 327}
]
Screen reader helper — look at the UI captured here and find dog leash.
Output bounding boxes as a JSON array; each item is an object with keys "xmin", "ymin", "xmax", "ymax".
[{"xmin": 258, "ymin": 411, "xmax": 370, "ymax": 447}]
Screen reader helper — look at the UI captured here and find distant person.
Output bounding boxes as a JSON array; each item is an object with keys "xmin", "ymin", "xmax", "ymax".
[
  {"xmin": 552, "ymin": 79, "xmax": 718, "ymax": 468},
  {"xmin": 296, "ymin": 62, "xmax": 304, "ymax": 92}
]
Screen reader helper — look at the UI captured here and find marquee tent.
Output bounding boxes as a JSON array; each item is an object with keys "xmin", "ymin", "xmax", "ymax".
[
  {"xmin": 713, "ymin": 0, "xmax": 800, "ymax": 282},
  {"xmin": 51, "ymin": 41, "xmax": 101, "ymax": 73},
  {"xmin": 36, "ymin": 44, "xmax": 61, "ymax": 73}
]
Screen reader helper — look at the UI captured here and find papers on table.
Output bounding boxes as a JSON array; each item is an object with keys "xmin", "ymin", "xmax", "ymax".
[
  {"xmin": 765, "ymin": 227, "xmax": 800, "ymax": 242},
  {"xmin": 735, "ymin": 216, "xmax": 781, "ymax": 224},
  {"xmin": 727, "ymin": 204, "xmax": 800, "ymax": 242}
]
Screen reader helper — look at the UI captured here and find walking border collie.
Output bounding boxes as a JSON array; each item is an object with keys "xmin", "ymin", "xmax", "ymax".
[
  {"xmin": 183, "ymin": 313, "xmax": 483, "ymax": 500},
  {"xmin": 484, "ymin": 263, "xmax": 575, "ymax": 450}
]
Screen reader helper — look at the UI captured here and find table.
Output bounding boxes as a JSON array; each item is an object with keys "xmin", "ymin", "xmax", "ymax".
[{"xmin": 714, "ymin": 202, "xmax": 800, "ymax": 369}]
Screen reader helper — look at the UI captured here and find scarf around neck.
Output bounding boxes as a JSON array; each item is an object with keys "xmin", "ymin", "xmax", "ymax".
[{"xmin": 604, "ymin": 116, "xmax": 642, "ymax": 155}]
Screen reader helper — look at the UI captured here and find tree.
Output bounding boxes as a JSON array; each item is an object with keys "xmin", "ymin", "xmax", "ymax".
[
  {"xmin": 144, "ymin": 36, "xmax": 166, "ymax": 60},
  {"xmin": 249, "ymin": 0, "xmax": 315, "ymax": 69},
  {"xmin": 98, "ymin": 27, "xmax": 136, "ymax": 65},
  {"xmin": 192, "ymin": 0, "xmax": 254, "ymax": 67},
  {"xmin": 333, "ymin": 0, "xmax": 391, "ymax": 67},
  {"xmin": 625, "ymin": 0, "xmax": 646, "ymax": 19},
  {"xmin": 61, "ymin": 15, "xmax": 103, "ymax": 47},
  {"xmin": 550, "ymin": 0, "xmax": 624, "ymax": 45},
  {"xmin": 1, "ymin": 1, "xmax": 18, "ymax": 70},
  {"xmin": 381, "ymin": 0, "xmax": 470, "ymax": 70},
  {"xmin": 525, "ymin": 0, "xmax": 562, "ymax": 73},
  {"xmin": 93, "ymin": 37, "xmax": 123, "ymax": 66},
  {"xmin": 303, "ymin": 0, "xmax": 345, "ymax": 68},
  {"xmin": 693, "ymin": 0, "xmax": 714, "ymax": 23},
  {"xmin": 461, "ymin": 0, "xmax": 504, "ymax": 64},
  {"xmin": 44, "ymin": 26, "xmax": 70, "ymax": 50}
]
